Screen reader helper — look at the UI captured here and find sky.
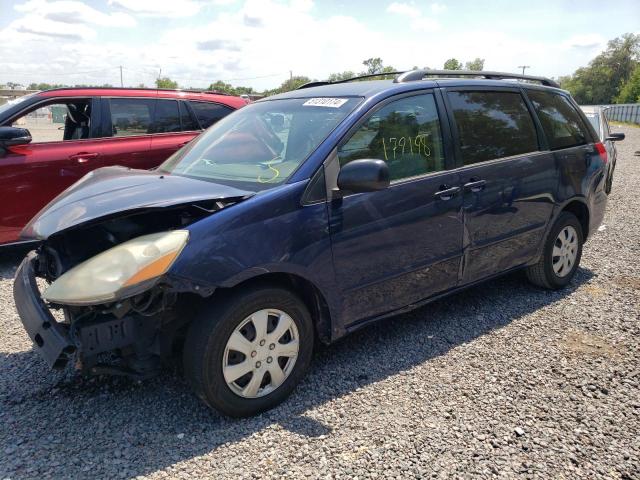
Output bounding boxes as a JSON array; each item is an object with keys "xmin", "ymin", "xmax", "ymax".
[{"xmin": 0, "ymin": 0, "xmax": 639, "ymax": 91}]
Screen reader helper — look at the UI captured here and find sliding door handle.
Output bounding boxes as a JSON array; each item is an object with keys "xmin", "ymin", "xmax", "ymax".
[
  {"xmin": 463, "ymin": 179, "xmax": 486, "ymax": 192},
  {"xmin": 434, "ymin": 186, "xmax": 461, "ymax": 201}
]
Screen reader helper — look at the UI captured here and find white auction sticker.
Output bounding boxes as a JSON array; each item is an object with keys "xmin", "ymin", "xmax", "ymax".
[{"xmin": 303, "ymin": 98, "xmax": 348, "ymax": 108}]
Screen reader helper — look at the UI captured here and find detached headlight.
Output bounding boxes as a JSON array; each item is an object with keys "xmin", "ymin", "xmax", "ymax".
[{"xmin": 43, "ymin": 230, "xmax": 189, "ymax": 306}]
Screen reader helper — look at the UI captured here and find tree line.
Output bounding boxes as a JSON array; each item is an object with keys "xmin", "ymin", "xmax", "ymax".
[
  {"xmin": 558, "ymin": 33, "xmax": 640, "ymax": 104},
  {"xmin": 4, "ymin": 33, "xmax": 638, "ymax": 104}
]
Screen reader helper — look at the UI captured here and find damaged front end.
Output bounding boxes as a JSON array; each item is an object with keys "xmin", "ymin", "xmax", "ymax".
[{"xmin": 13, "ymin": 167, "xmax": 252, "ymax": 378}]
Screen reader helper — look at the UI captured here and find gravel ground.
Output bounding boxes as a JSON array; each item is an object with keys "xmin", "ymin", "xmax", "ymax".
[{"xmin": 1, "ymin": 126, "xmax": 639, "ymax": 479}]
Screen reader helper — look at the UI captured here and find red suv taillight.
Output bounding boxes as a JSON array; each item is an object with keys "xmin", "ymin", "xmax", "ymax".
[{"xmin": 594, "ymin": 142, "xmax": 608, "ymax": 164}]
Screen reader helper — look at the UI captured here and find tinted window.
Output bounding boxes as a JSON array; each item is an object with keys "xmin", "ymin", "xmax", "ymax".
[
  {"xmin": 109, "ymin": 98, "xmax": 153, "ymax": 137},
  {"xmin": 338, "ymin": 94, "xmax": 445, "ymax": 181},
  {"xmin": 527, "ymin": 91, "xmax": 588, "ymax": 150},
  {"xmin": 189, "ymin": 101, "xmax": 233, "ymax": 129},
  {"xmin": 448, "ymin": 91, "xmax": 538, "ymax": 165},
  {"xmin": 179, "ymin": 102, "xmax": 199, "ymax": 131},
  {"xmin": 151, "ymin": 100, "xmax": 180, "ymax": 133}
]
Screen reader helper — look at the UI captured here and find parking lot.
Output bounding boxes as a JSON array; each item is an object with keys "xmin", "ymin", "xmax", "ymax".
[{"xmin": 0, "ymin": 125, "xmax": 638, "ymax": 479}]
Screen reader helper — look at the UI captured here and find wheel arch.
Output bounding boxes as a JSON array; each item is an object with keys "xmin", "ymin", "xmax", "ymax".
[
  {"xmin": 560, "ymin": 198, "xmax": 590, "ymax": 241},
  {"xmin": 212, "ymin": 272, "xmax": 334, "ymax": 345}
]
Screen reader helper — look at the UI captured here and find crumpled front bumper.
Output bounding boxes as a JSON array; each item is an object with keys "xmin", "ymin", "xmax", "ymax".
[{"xmin": 13, "ymin": 252, "xmax": 76, "ymax": 369}]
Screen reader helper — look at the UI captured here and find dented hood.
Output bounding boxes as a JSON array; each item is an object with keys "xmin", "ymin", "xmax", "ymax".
[{"xmin": 21, "ymin": 166, "xmax": 253, "ymax": 240}]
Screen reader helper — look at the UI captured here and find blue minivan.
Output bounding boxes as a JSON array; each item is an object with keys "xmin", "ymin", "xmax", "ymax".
[{"xmin": 14, "ymin": 70, "xmax": 608, "ymax": 417}]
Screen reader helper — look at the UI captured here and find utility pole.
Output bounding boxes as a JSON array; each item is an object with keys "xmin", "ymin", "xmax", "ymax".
[
  {"xmin": 518, "ymin": 65, "xmax": 530, "ymax": 75},
  {"xmin": 119, "ymin": 65, "xmax": 123, "ymax": 87},
  {"xmin": 290, "ymin": 70, "xmax": 293, "ymax": 81}
]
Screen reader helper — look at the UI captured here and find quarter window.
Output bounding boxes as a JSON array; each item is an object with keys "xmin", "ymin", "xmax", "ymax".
[
  {"xmin": 448, "ymin": 91, "xmax": 538, "ymax": 165},
  {"xmin": 338, "ymin": 93, "xmax": 445, "ymax": 182},
  {"xmin": 189, "ymin": 101, "xmax": 234, "ymax": 129},
  {"xmin": 527, "ymin": 90, "xmax": 588, "ymax": 150}
]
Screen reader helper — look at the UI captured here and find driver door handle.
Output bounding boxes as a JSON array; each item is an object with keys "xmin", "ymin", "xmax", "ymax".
[
  {"xmin": 463, "ymin": 179, "xmax": 486, "ymax": 192},
  {"xmin": 69, "ymin": 152, "xmax": 99, "ymax": 164}
]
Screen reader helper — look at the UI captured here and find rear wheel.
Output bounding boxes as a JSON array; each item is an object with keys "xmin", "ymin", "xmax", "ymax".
[
  {"xmin": 183, "ymin": 286, "xmax": 314, "ymax": 417},
  {"xmin": 526, "ymin": 212, "xmax": 583, "ymax": 290}
]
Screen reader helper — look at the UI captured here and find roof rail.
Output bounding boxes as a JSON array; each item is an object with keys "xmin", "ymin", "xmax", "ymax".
[
  {"xmin": 297, "ymin": 72, "xmax": 405, "ymax": 89},
  {"xmin": 393, "ymin": 69, "xmax": 560, "ymax": 88},
  {"xmin": 38, "ymin": 86, "xmax": 233, "ymax": 96}
]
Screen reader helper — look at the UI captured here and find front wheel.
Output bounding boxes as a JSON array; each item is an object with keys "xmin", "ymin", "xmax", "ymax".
[
  {"xmin": 526, "ymin": 211, "xmax": 583, "ymax": 290},
  {"xmin": 183, "ymin": 285, "xmax": 314, "ymax": 417}
]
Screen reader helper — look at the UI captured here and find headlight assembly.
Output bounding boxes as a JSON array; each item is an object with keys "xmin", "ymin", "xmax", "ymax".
[{"xmin": 42, "ymin": 230, "xmax": 189, "ymax": 306}]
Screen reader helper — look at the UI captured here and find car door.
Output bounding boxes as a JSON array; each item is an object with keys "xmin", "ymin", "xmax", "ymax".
[
  {"xmin": 91, "ymin": 97, "xmax": 155, "ymax": 170},
  {"xmin": 328, "ymin": 91, "xmax": 463, "ymax": 326},
  {"xmin": 525, "ymin": 89, "xmax": 595, "ymax": 203},
  {"xmin": 443, "ymin": 88, "xmax": 556, "ymax": 284},
  {"xmin": 0, "ymin": 97, "xmax": 99, "ymax": 244},
  {"xmin": 148, "ymin": 99, "xmax": 201, "ymax": 165}
]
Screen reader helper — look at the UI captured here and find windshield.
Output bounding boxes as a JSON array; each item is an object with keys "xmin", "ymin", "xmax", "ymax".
[
  {"xmin": 159, "ymin": 97, "xmax": 361, "ymax": 190},
  {"xmin": 0, "ymin": 93, "xmax": 37, "ymax": 117}
]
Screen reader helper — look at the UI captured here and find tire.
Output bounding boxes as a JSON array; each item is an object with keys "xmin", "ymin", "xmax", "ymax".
[
  {"xmin": 526, "ymin": 211, "xmax": 583, "ymax": 290},
  {"xmin": 183, "ymin": 285, "xmax": 314, "ymax": 417}
]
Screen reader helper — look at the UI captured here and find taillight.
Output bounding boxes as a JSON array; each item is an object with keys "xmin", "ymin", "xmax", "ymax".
[{"xmin": 594, "ymin": 142, "xmax": 608, "ymax": 164}]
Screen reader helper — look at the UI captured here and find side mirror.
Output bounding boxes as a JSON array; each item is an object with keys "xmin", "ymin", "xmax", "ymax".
[
  {"xmin": 0, "ymin": 126, "xmax": 32, "ymax": 149},
  {"xmin": 337, "ymin": 159, "xmax": 390, "ymax": 194},
  {"xmin": 605, "ymin": 132, "xmax": 625, "ymax": 142}
]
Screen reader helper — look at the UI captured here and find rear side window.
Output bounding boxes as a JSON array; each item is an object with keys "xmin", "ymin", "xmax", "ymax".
[
  {"xmin": 189, "ymin": 101, "xmax": 234, "ymax": 129},
  {"xmin": 338, "ymin": 93, "xmax": 445, "ymax": 182},
  {"xmin": 109, "ymin": 98, "xmax": 154, "ymax": 137},
  {"xmin": 151, "ymin": 99, "xmax": 181, "ymax": 133},
  {"xmin": 527, "ymin": 91, "xmax": 588, "ymax": 150},
  {"xmin": 448, "ymin": 91, "xmax": 538, "ymax": 165}
]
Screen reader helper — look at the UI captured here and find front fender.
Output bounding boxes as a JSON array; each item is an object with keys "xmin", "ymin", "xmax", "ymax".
[{"xmin": 168, "ymin": 180, "xmax": 341, "ymax": 326}]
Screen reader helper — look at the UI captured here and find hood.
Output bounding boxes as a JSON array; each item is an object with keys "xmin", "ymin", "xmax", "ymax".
[{"xmin": 22, "ymin": 166, "xmax": 253, "ymax": 240}]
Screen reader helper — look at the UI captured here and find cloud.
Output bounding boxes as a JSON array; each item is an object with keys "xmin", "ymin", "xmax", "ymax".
[
  {"xmin": 16, "ymin": 25, "xmax": 83, "ymax": 40},
  {"xmin": 387, "ymin": 2, "xmax": 420, "ymax": 17},
  {"xmin": 197, "ymin": 39, "xmax": 242, "ymax": 51},
  {"xmin": 430, "ymin": 2, "xmax": 446, "ymax": 14},
  {"xmin": 243, "ymin": 14, "xmax": 264, "ymax": 27},
  {"xmin": 108, "ymin": 0, "xmax": 206, "ymax": 18},
  {"xmin": 410, "ymin": 17, "xmax": 440, "ymax": 32},
  {"xmin": 387, "ymin": 2, "xmax": 440, "ymax": 32},
  {"xmin": 17, "ymin": 0, "xmax": 136, "ymax": 28},
  {"xmin": 562, "ymin": 34, "xmax": 605, "ymax": 50}
]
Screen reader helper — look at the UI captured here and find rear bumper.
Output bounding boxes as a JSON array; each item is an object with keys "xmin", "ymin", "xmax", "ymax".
[{"xmin": 13, "ymin": 252, "xmax": 76, "ymax": 369}]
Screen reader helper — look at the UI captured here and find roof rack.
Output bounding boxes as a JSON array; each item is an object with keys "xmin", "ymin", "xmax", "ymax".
[
  {"xmin": 394, "ymin": 69, "xmax": 560, "ymax": 88},
  {"xmin": 298, "ymin": 72, "xmax": 405, "ymax": 89},
  {"xmin": 297, "ymin": 69, "xmax": 560, "ymax": 90},
  {"xmin": 39, "ymin": 86, "xmax": 232, "ymax": 95}
]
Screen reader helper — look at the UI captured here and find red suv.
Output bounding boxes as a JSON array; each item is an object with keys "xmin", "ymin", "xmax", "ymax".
[{"xmin": 0, "ymin": 88, "xmax": 247, "ymax": 246}]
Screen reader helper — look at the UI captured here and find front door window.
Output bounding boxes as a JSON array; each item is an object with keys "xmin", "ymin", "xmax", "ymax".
[{"xmin": 11, "ymin": 100, "xmax": 92, "ymax": 143}]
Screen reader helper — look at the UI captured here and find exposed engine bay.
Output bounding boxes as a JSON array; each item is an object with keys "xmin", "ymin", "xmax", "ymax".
[{"xmin": 21, "ymin": 196, "xmax": 245, "ymax": 379}]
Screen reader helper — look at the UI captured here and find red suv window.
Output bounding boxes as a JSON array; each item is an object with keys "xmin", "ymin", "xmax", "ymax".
[{"xmin": 188, "ymin": 101, "xmax": 234, "ymax": 129}]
